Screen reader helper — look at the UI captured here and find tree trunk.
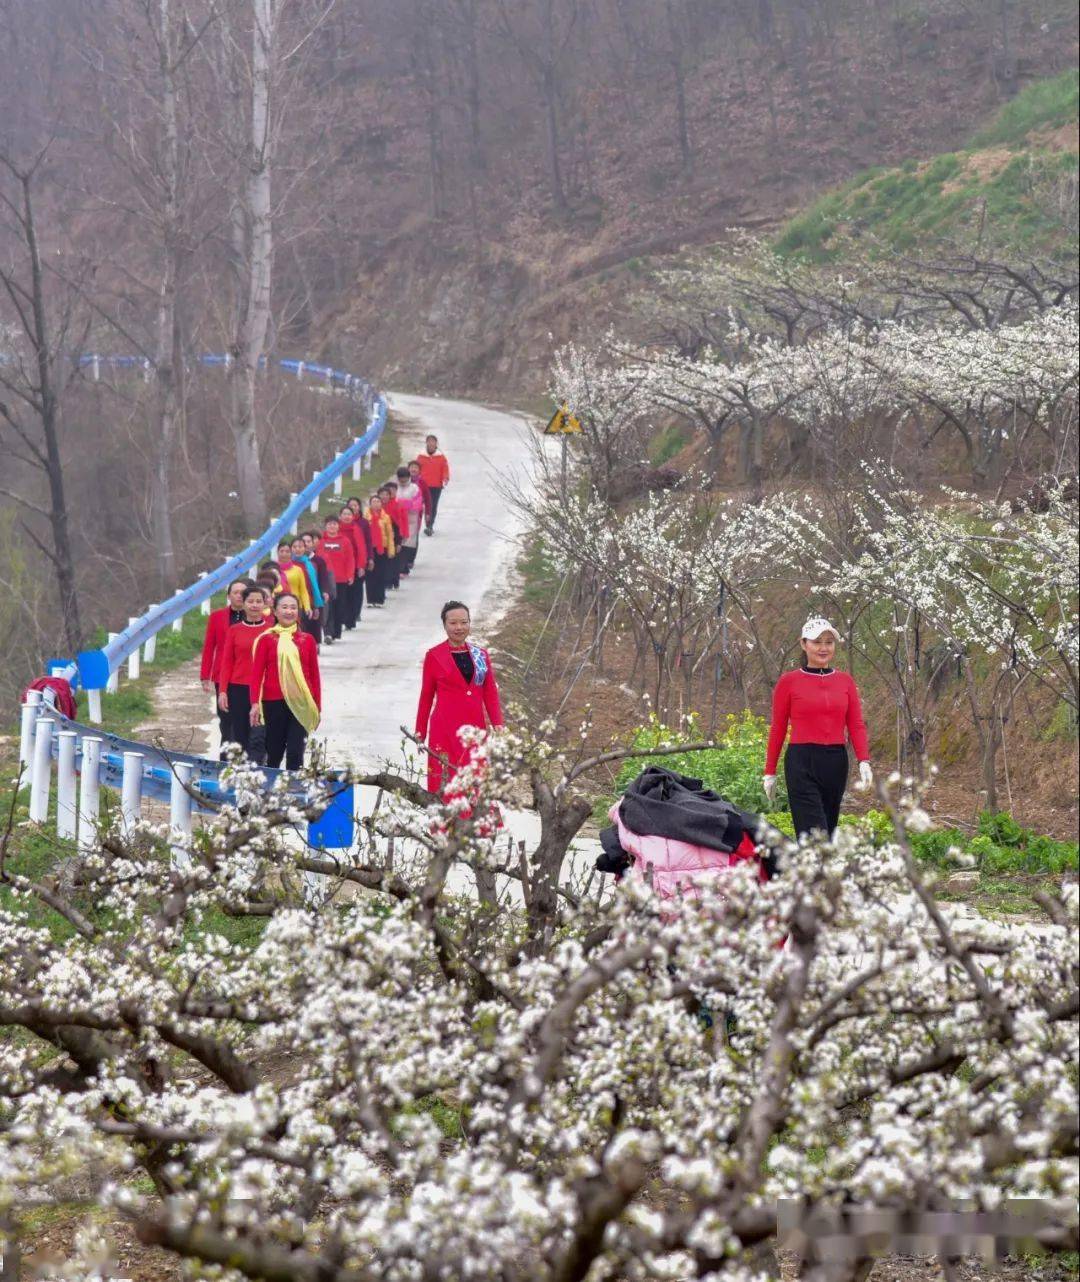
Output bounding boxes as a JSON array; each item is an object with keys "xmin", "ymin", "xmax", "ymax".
[
  {"xmin": 666, "ymin": 1, "xmax": 692, "ymax": 171},
  {"xmin": 21, "ymin": 169, "xmax": 83, "ymax": 653},
  {"xmin": 229, "ymin": 0, "xmax": 274, "ymax": 536},
  {"xmin": 542, "ymin": 65, "xmax": 566, "ymax": 212},
  {"xmin": 152, "ymin": 0, "xmax": 180, "ymax": 594}
]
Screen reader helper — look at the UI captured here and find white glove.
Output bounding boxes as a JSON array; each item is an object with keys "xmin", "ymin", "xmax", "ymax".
[
  {"xmin": 856, "ymin": 760, "xmax": 873, "ymax": 791},
  {"xmin": 762, "ymin": 775, "xmax": 777, "ymax": 805}
]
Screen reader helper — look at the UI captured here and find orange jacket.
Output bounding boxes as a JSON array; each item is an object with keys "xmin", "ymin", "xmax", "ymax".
[{"xmin": 415, "ymin": 451, "xmax": 449, "ymax": 489}]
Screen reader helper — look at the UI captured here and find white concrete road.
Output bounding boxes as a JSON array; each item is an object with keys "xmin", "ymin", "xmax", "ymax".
[{"xmin": 317, "ymin": 391, "xmax": 539, "ymax": 775}]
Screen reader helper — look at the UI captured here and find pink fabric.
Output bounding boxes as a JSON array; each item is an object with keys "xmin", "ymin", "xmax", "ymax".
[{"xmin": 611, "ymin": 803, "xmax": 761, "ymax": 911}]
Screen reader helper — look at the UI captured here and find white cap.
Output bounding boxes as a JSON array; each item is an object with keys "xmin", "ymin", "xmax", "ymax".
[{"xmin": 801, "ymin": 616, "xmax": 841, "ymax": 641}]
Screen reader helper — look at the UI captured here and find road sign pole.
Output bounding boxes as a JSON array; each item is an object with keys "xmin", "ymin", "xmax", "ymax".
[{"xmin": 560, "ymin": 435, "xmax": 568, "ymax": 505}]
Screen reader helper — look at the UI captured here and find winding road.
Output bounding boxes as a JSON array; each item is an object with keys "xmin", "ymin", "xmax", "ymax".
[{"xmin": 317, "ymin": 392, "xmax": 539, "ymax": 773}]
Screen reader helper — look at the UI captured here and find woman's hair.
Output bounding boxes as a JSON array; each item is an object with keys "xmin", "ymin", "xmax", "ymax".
[
  {"xmin": 274, "ymin": 592, "xmax": 299, "ymax": 612},
  {"xmin": 228, "ymin": 578, "xmax": 253, "ymax": 594},
  {"xmin": 259, "ymin": 560, "xmax": 280, "ymax": 573},
  {"xmin": 396, "ymin": 466, "xmax": 410, "ymax": 481},
  {"xmin": 441, "ymin": 600, "xmax": 470, "ymax": 623},
  {"xmin": 242, "ymin": 584, "xmax": 266, "ymax": 601}
]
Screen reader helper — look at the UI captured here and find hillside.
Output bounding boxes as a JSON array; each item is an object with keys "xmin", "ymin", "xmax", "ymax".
[
  {"xmin": 775, "ymin": 70, "xmax": 1079, "ymax": 260},
  {"xmin": 323, "ymin": 13, "xmax": 1079, "ymax": 395}
]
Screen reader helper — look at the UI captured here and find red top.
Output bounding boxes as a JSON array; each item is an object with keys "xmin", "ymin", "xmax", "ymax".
[
  {"xmin": 415, "ymin": 642, "xmax": 503, "ymax": 750},
  {"xmin": 200, "ymin": 607, "xmax": 239, "ymax": 682},
  {"xmin": 415, "ymin": 451, "xmax": 450, "ymax": 489},
  {"xmin": 318, "ymin": 534, "xmax": 356, "ymax": 586},
  {"xmin": 217, "ymin": 618, "xmax": 273, "ymax": 689},
  {"xmin": 765, "ymin": 668, "xmax": 870, "ymax": 774},
  {"xmin": 384, "ymin": 496, "xmax": 410, "ymax": 540},
  {"xmin": 249, "ymin": 629, "xmax": 322, "ymax": 709}
]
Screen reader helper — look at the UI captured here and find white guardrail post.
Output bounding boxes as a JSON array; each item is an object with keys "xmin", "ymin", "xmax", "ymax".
[
  {"xmin": 171, "ymin": 587, "xmax": 185, "ymax": 632},
  {"xmin": 199, "ymin": 572, "xmax": 211, "ymax": 615},
  {"xmin": 144, "ymin": 611, "xmax": 158, "ymax": 664},
  {"xmin": 79, "ymin": 737, "xmax": 102, "ymax": 850},
  {"xmin": 29, "ymin": 716, "xmax": 54, "ymax": 824},
  {"xmin": 352, "ymin": 440, "xmax": 364, "ymax": 479},
  {"xmin": 56, "ymin": 730, "xmax": 78, "ymax": 839},
  {"xmin": 121, "ymin": 752, "xmax": 143, "ymax": 832},
  {"xmin": 289, "ymin": 497, "xmax": 300, "ymax": 536},
  {"xmin": 170, "ymin": 762, "xmax": 193, "ymax": 871},
  {"xmin": 309, "ymin": 472, "xmax": 320, "ymax": 514},
  {"xmin": 87, "ymin": 687, "xmax": 103, "ymax": 724},
  {"xmin": 19, "ymin": 689, "xmax": 42, "ymax": 769},
  {"xmin": 333, "ymin": 454, "xmax": 343, "ymax": 495},
  {"xmin": 106, "ymin": 634, "xmax": 120, "ymax": 694},
  {"xmin": 127, "ymin": 617, "xmax": 141, "ymax": 679}
]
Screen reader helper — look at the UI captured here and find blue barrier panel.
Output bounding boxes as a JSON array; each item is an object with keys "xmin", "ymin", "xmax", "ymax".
[{"xmin": 308, "ymin": 780, "xmax": 355, "ymax": 850}]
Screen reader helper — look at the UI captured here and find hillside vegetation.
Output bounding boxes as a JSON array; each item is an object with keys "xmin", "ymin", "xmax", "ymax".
[{"xmin": 775, "ymin": 70, "xmax": 1079, "ymax": 261}]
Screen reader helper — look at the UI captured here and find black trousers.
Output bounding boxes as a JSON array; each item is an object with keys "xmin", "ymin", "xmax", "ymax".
[
  {"xmin": 367, "ymin": 553, "xmax": 388, "ymax": 605},
  {"xmin": 227, "ymin": 684, "xmax": 253, "ymax": 753},
  {"xmin": 322, "ymin": 595, "xmax": 338, "ymax": 641},
  {"xmin": 301, "ymin": 609, "xmax": 322, "ymax": 645},
  {"xmin": 785, "ymin": 743, "xmax": 848, "ymax": 839},
  {"xmin": 351, "ymin": 575, "xmax": 364, "ymax": 622},
  {"xmin": 263, "ymin": 699, "xmax": 308, "ymax": 770},
  {"xmin": 427, "ymin": 486, "xmax": 442, "ymax": 529},
  {"xmin": 401, "ymin": 543, "xmax": 418, "ymax": 572},
  {"xmin": 215, "ymin": 683, "xmax": 233, "ymax": 757}
]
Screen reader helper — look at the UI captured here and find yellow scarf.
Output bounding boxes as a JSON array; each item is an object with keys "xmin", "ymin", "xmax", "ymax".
[{"xmin": 263, "ymin": 623, "xmax": 320, "ymax": 733}]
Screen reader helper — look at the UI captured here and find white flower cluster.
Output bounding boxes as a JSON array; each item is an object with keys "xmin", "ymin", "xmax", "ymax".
[{"xmin": 1, "ymin": 764, "xmax": 1076, "ymax": 1280}]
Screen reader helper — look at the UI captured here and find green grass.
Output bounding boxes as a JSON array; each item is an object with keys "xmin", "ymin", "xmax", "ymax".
[
  {"xmin": 972, "ymin": 69, "xmax": 1080, "ymax": 147},
  {"xmin": 649, "ymin": 421, "xmax": 693, "ymax": 465},
  {"xmin": 774, "ymin": 72, "xmax": 1079, "ymax": 263}
]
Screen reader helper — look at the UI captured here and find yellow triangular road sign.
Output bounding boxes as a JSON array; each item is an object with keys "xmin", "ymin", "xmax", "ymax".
[{"xmin": 544, "ymin": 403, "xmax": 583, "ymax": 435}]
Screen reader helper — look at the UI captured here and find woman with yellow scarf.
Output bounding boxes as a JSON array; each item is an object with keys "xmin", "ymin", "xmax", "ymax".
[{"xmin": 249, "ymin": 593, "xmax": 322, "ymax": 770}]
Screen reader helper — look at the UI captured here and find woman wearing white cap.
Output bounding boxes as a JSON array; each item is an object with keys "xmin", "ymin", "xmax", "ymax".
[{"xmin": 762, "ymin": 617, "xmax": 872, "ymax": 840}]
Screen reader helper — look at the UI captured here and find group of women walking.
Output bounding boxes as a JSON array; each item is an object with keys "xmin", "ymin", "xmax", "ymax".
[
  {"xmin": 201, "ymin": 442, "xmax": 872, "ymax": 847},
  {"xmin": 198, "ymin": 438, "xmax": 454, "ymax": 771}
]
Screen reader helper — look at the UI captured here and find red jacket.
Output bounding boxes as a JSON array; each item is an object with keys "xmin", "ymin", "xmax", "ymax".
[
  {"xmin": 355, "ymin": 515, "xmax": 373, "ymax": 565},
  {"xmin": 249, "ymin": 628, "xmax": 321, "ymax": 709},
  {"xmin": 384, "ymin": 496, "xmax": 410, "ymax": 541},
  {"xmin": 415, "ymin": 640, "xmax": 503, "ymax": 792},
  {"xmin": 318, "ymin": 534, "xmax": 356, "ymax": 586},
  {"xmin": 200, "ymin": 607, "xmax": 241, "ymax": 682},
  {"xmin": 338, "ymin": 519, "xmax": 366, "ymax": 577},
  {"xmin": 765, "ymin": 668, "xmax": 870, "ymax": 774},
  {"xmin": 218, "ymin": 619, "xmax": 273, "ymax": 689},
  {"xmin": 416, "ymin": 451, "xmax": 450, "ymax": 489}
]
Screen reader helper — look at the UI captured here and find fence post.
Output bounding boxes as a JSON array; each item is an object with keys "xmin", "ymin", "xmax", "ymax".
[
  {"xmin": 171, "ymin": 587, "xmax": 185, "ymax": 632},
  {"xmin": 79, "ymin": 737, "xmax": 102, "ymax": 850},
  {"xmin": 333, "ymin": 455, "xmax": 343, "ymax": 495},
  {"xmin": 121, "ymin": 752, "xmax": 143, "ymax": 831},
  {"xmin": 106, "ymin": 634, "xmax": 120, "ymax": 694},
  {"xmin": 19, "ymin": 689, "xmax": 42, "ymax": 769},
  {"xmin": 309, "ymin": 472, "xmax": 319, "ymax": 514},
  {"xmin": 144, "ymin": 616, "xmax": 158, "ymax": 665},
  {"xmin": 199, "ymin": 572, "xmax": 212, "ymax": 615},
  {"xmin": 56, "ymin": 731, "xmax": 78, "ymax": 839},
  {"xmin": 371, "ymin": 435, "xmax": 380, "ymax": 457},
  {"xmin": 289, "ymin": 496, "xmax": 300, "ymax": 536},
  {"xmin": 297, "ymin": 360, "xmax": 305, "ymax": 381},
  {"xmin": 170, "ymin": 762, "xmax": 194, "ymax": 871},
  {"xmin": 91, "ymin": 353, "xmax": 101, "ymax": 381},
  {"xmin": 29, "ymin": 716, "xmax": 54, "ymax": 824},
  {"xmin": 127, "ymin": 618, "xmax": 141, "ymax": 680},
  {"xmin": 86, "ymin": 688, "xmax": 103, "ymax": 724},
  {"xmin": 247, "ymin": 539, "xmax": 259, "ymax": 577}
]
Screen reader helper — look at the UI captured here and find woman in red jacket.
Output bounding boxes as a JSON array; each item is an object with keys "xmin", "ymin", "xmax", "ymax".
[
  {"xmin": 415, "ymin": 601, "xmax": 504, "ymax": 795},
  {"xmin": 217, "ymin": 584, "xmax": 274, "ymax": 752},
  {"xmin": 763, "ymin": 617, "xmax": 872, "ymax": 840},
  {"xmin": 249, "ymin": 593, "xmax": 321, "ymax": 771}
]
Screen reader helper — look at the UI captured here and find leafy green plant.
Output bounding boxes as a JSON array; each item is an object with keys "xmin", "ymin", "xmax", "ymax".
[{"xmin": 612, "ymin": 711, "xmax": 782, "ymax": 812}]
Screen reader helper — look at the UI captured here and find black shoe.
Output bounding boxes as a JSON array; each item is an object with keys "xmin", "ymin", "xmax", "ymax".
[{"xmin": 424, "ymin": 527, "xmax": 433, "ymax": 536}]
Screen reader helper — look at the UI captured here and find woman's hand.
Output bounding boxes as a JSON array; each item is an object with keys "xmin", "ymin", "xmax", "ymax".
[
  {"xmin": 856, "ymin": 761, "xmax": 874, "ymax": 791},
  {"xmin": 218, "ymin": 691, "xmax": 229, "ymax": 712},
  {"xmin": 250, "ymin": 705, "xmax": 263, "ymax": 727},
  {"xmin": 762, "ymin": 775, "xmax": 777, "ymax": 805}
]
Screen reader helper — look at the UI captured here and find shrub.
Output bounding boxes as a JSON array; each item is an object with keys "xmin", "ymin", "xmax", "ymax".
[{"xmin": 613, "ymin": 710, "xmax": 782, "ymax": 813}]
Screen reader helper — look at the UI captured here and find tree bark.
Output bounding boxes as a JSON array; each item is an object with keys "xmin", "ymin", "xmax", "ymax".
[{"xmin": 228, "ymin": 0, "xmax": 274, "ymax": 536}]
